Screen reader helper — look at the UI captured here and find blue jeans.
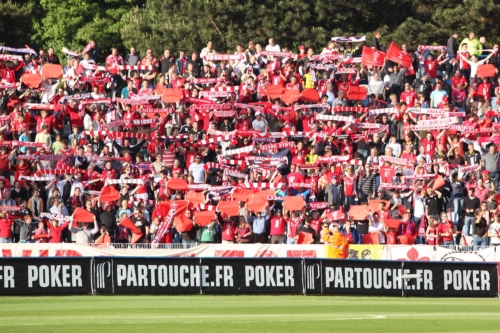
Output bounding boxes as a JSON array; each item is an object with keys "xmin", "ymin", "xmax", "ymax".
[
  {"xmin": 0, "ymin": 238, "xmax": 12, "ymax": 243},
  {"xmin": 18, "ymin": 239, "xmax": 34, "ymax": 243},
  {"xmin": 345, "ymin": 196, "xmax": 355, "ymax": 213},
  {"xmin": 182, "ymin": 239, "xmax": 196, "ymax": 249},
  {"xmin": 287, "ymin": 238, "xmax": 296, "ymax": 244},
  {"xmin": 462, "ymin": 216, "xmax": 474, "ymax": 236},
  {"xmin": 472, "ymin": 236, "xmax": 488, "ymax": 250},
  {"xmin": 490, "ymin": 171, "xmax": 500, "ymax": 191},
  {"xmin": 442, "ymin": 240, "xmax": 454, "ymax": 246},
  {"xmin": 452, "ymin": 197, "xmax": 463, "ymax": 225},
  {"xmin": 357, "ymin": 149, "xmax": 368, "ymax": 161}
]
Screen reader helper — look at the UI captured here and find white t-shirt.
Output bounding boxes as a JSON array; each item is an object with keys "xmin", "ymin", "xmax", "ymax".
[
  {"xmin": 488, "ymin": 222, "xmax": 500, "ymax": 244},
  {"xmin": 189, "ymin": 162, "xmax": 206, "ymax": 184},
  {"xmin": 265, "ymin": 45, "xmax": 281, "ymax": 52},
  {"xmin": 252, "ymin": 119, "xmax": 267, "ymax": 133}
]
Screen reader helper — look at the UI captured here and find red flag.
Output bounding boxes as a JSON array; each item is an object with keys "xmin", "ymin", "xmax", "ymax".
[
  {"xmin": 300, "ymin": 88, "xmax": 319, "ymax": 103},
  {"xmin": 167, "ymin": 178, "xmax": 188, "ymax": 191},
  {"xmin": 432, "ymin": 175, "xmax": 445, "ymax": 190},
  {"xmin": 283, "ymin": 196, "xmax": 305, "ymax": 211},
  {"xmin": 368, "ymin": 200, "xmax": 390, "ymax": 213},
  {"xmin": 281, "ymin": 90, "xmax": 300, "ymax": 105},
  {"xmin": 186, "ymin": 191, "xmax": 205, "ymax": 206},
  {"xmin": 349, "ymin": 205, "xmax": 371, "ymax": 220},
  {"xmin": 346, "ymin": 86, "xmax": 367, "ymax": 101},
  {"xmin": 100, "ymin": 186, "xmax": 120, "ymax": 203},
  {"xmin": 21, "ymin": 73, "xmax": 42, "ymax": 88},
  {"xmin": 387, "ymin": 42, "xmax": 412, "ymax": 68},
  {"xmin": 42, "ymin": 64, "xmax": 63, "ymax": 79},
  {"xmin": 247, "ymin": 196, "xmax": 268, "ymax": 213},
  {"xmin": 361, "ymin": 46, "xmax": 386, "ymax": 67},
  {"xmin": 73, "ymin": 208, "xmax": 95, "ymax": 223},
  {"xmin": 194, "ymin": 211, "xmax": 216, "ymax": 227},
  {"xmin": 217, "ymin": 200, "xmax": 240, "ymax": 216},
  {"xmin": 477, "ymin": 64, "xmax": 496, "ymax": 78},
  {"xmin": 297, "ymin": 232, "xmax": 314, "ymax": 244},
  {"xmin": 384, "ymin": 219, "xmax": 401, "ymax": 229},
  {"xmin": 362, "ymin": 232, "xmax": 380, "ymax": 244}
]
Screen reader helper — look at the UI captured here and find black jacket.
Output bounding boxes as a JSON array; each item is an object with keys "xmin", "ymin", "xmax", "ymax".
[{"xmin": 447, "ymin": 36, "xmax": 458, "ymax": 56}]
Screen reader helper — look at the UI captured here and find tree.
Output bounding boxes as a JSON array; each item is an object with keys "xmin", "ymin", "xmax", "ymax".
[
  {"xmin": 32, "ymin": 0, "xmax": 139, "ymax": 63},
  {"xmin": 0, "ymin": 1, "xmax": 34, "ymax": 48}
]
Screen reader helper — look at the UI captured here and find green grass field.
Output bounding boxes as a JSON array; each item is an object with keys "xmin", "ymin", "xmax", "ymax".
[{"xmin": 0, "ymin": 296, "xmax": 499, "ymax": 332}]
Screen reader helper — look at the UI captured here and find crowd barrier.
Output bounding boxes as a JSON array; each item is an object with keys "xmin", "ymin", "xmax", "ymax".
[
  {"xmin": 0, "ymin": 244, "xmax": 499, "ymax": 262},
  {"xmin": 0, "ymin": 257, "xmax": 497, "ymax": 296}
]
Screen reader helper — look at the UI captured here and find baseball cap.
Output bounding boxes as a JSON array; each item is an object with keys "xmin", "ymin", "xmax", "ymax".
[
  {"xmin": 255, "ymin": 111, "xmax": 262, "ymax": 116},
  {"xmin": 299, "ymin": 45, "xmax": 306, "ymax": 50}
]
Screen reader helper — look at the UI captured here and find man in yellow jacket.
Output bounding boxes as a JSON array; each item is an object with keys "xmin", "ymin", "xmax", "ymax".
[
  {"xmin": 461, "ymin": 31, "xmax": 482, "ymax": 56},
  {"xmin": 323, "ymin": 226, "xmax": 349, "ymax": 259}
]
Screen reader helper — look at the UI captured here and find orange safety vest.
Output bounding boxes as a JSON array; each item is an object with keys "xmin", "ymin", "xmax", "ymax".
[{"xmin": 323, "ymin": 233, "xmax": 349, "ymax": 259}]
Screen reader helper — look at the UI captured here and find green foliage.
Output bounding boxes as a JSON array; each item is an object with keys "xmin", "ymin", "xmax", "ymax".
[
  {"xmin": 32, "ymin": 0, "xmax": 140, "ymax": 62},
  {"xmin": 1, "ymin": 0, "xmax": 500, "ymax": 61},
  {"xmin": 0, "ymin": 1, "xmax": 34, "ymax": 48}
]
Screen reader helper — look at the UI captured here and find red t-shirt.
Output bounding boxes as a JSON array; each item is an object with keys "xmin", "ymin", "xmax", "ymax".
[
  {"xmin": 342, "ymin": 174, "xmax": 357, "ymax": 196},
  {"xmin": 424, "ymin": 60, "xmax": 438, "ymax": 78},
  {"xmin": 400, "ymin": 91, "xmax": 417, "ymax": 107},
  {"xmin": 420, "ymin": 138, "xmax": 436, "ymax": 156},
  {"xmin": 270, "ymin": 217, "xmax": 285, "ymax": 236},
  {"xmin": 438, "ymin": 222, "xmax": 454, "ymax": 242}
]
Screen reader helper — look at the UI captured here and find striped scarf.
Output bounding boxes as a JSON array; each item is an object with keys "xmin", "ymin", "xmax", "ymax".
[
  {"xmin": 233, "ymin": 103, "xmax": 264, "ymax": 111},
  {"xmin": 0, "ymin": 205, "xmax": 22, "ymax": 212},
  {"xmin": 83, "ymin": 131, "xmax": 149, "ymax": 140},
  {"xmin": 128, "ymin": 196, "xmax": 155, "ymax": 206},
  {"xmin": 317, "ymin": 155, "xmax": 350, "ymax": 164},
  {"xmin": 191, "ymin": 78, "xmax": 224, "ymax": 85},
  {"xmin": 19, "ymin": 176, "xmax": 54, "ymax": 182},
  {"xmin": 259, "ymin": 142, "xmax": 296, "ymax": 150},
  {"xmin": 25, "ymin": 103, "xmax": 61, "ymax": 111},
  {"xmin": 218, "ymin": 158, "xmax": 246, "ymax": 167},
  {"xmin": 36, "ymin": 167, "xmax": 81, "ymax": 176},
  {"xmin": 0, "ymin": 54, "xmax": 23, "ymax": 61},
  {"xmin": 139, "ymin": 107, "xmax": 174, "ymax": 114},
  {"xmin": 223, "ymin": 145, "xmax": 255, "ymax": 156},
  {"xmin": 224, "ymin": 170, "xmax": 248, "ymax": 179},
  {"xmin": 87, "ymin": 155, "xmax": 131, "ymax": 163},
  {"xmin": 40, "ymin": 213, "xmax": 72, "ymax": 222},
  {"xmin": 368, "ymin": 108, "xmax": 399, "ymax": 115},
  {"xmin": 117, "ymin": 65, "xmax": 153, "ymax": 70},
  {"xmin": 17, "ymin": 154, "xmax": 67, "ymax": 162},
  {"xmin": 104, "ymin": 179, "xmax": 144, "ymax": 186},
  {"xmin": 114, "ymin": 98, "xmax": 151, "ymax": 105},
  {"xmin": 198, "ymin": 204, "xmax": 217, "ymax": 211},
  {"xmin": 196, "ymin": 136, "xmax": 232, "ymax": 146},
  {"xmin": 306, "ymin": 202, "xmax": 330, "ymax": 209},
  {"xmin": 0, "ymin": 45, "xmax": 37, "ymax": 55},
  {"xmin": 315, "ymin": 114, "xmax": 354, "ymax": 122},
  {"xmin": 212, "ymin": 110, "xmax": 237, "ymax": 118},
  {"xmin": 245, "ymin": 156, "xmax": 286, "ymax": 163},
  {"xmin": 79, "ymin": 98, "xmax": 112, "ymax": 106},
  {"xmin": 244, "ymin": 182, "xmax": 283, "ymax": 189},
  {"xmin": 204, "ymin": 162, "xmax": 238, "ymax": 171}
]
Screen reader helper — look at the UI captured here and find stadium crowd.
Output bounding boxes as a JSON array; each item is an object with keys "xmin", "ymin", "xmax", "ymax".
[{"xmin": 1, "ymin": 31, "xmax": 500, "ymax": 249}]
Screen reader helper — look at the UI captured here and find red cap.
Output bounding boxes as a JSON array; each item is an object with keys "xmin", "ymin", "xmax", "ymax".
[{"xmin": 299, "ymin": 45, "xmax": 306, "ymax": 50}]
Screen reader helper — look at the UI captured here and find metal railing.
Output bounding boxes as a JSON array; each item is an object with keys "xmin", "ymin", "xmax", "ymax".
[{"xmin": 86, "ymin": 243, "xmax": 198, "ymax": 250}]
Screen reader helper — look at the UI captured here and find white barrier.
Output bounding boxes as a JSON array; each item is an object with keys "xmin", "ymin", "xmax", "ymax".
[{"xmin": 1, "ymin": 243, "xmax": 499, "ymax": 261}]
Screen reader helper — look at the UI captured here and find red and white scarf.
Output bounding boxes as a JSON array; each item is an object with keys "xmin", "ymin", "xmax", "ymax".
[
  {"xmin": 223, "ymin": 145, "xmax": 255, "ymax": 156},
  {"xmin": 260, "ymin": 142, "xmax": 296, "ymax": 150},
  {"xmin": 104, "ymin": 179, "xmax": 144, "ymax": 186},
  {"xmin": 191, "ymin": 78, "xmax": 225, "ymax": 85}
]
